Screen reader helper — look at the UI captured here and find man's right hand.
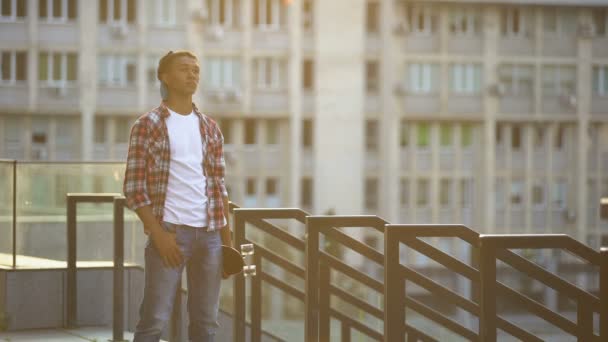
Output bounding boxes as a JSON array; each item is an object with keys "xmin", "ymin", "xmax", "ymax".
[{"xmin": 150, "ymin": 228, "xmax": 183, "ymax": 268}]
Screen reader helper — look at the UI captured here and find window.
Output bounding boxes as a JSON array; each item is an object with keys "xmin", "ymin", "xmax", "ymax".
[
  {"xmin": 543, "ymin": 8, "xmax": 576, "ymax": 37},
  {"xmin": 496, "ymin": 123, "xmax": 504, "ymax": 146},
  {"xmin": 495, "ymin": 179, "xmax": 505, "ymax": 208},
  {"xmin": 510, "ymin": 180, "xmax": 523, "ymax": 206},
  {"xmin": 552, "ymin": 180, "xmax": 567, "ymax": 209},
  {"xmin": 450, "ymin": 63, "xmax": 481, "ymax": 94},
  {"xmin": 1, "ymin": 0, "xmax": 26, "ymax": 20},
  {"xmin": 404, "ymin": 4, "xmax": 436, "ymax": 35},
  {"xmin": 56, "ymin": 117, "xmax": 76, "ymax": 149},
  {"xmin": 449, "ymin": 7, "xmax": 481, "ymax": 35},
  {"xmin": 0, "ymin": 51, "xmax": 26, "ymax": 84},
  {"xmin": 301, "ymin": 178, "xmax": 312, "ymax": 207},
  {"xmin": 417, "ymin": 123, "xmax": 430, "ymax": 148},
  {"xmin": 99, "ymin": 0, "xmax": 136, "ymax": 24},
  {"xmin": 461, "ymin": 124, "xmax": 473, "ymax": 147},
  {"xmin": 366, "ymin": 61, "xmax": 379, "ymax": 93},
  {"xmin": 115, "ymin": 117, "xmax": 132, "ymax": 143},
  {"xmin": 266, "ymin": 178, "xmax": 277, "ymax": 195},
  {"xmin": 218, "ymin": 118, "xmax": 232, "ymax": 144},
  {"xmin": 365, "ymin": 178, "xmax": 378, "ymax": 209},
  {"xmin": 593, "ymin": 66, "xmax": 608, "ymax": 96},
  {"xmin": 366, "ymin": 1, "xmax": 379, "ymax": 34},
  {"xmin": 254, "ymin": 58, "xmax": 285, "ymax": 90},
  {"xmin": 303, "ymin": 59, "xmax": 314, "ymax": 91},
  {"xmin": 532, "ymin": 183, "xmax": 544, "ymax": 207},
  {"xmin": 302, "ymin": 0, "xmax": 313, "ymax": 30},
  {"xmin": 365, "ymin": 120, "xmax": 378, "ymax": 151},
  {"xmin": 94, "ymin": 117, "xmax": 106, "ymax": 143},
  {"xmin": 460, "ymin": 179, "xmax": 473, "ymax": 208},
  {"xmin": 4, "ymin": 117, "xmax": 20, "ymax": 145},
  {"xmin": 98, "ymin": 55, "xmax": 137, "ymax": 86},
  {"xmin": 498, "ymin": 64, "xmax": 533, "ymax": 96},
  {"xmin": 153, "ymin": 0, "xmax": 176, "ymax": 26},
  {"xmin": 533, "ymin": 125, "xmax": 544, "ymax": 148},
  {"xmin": 38, "ymin": 52, "xmax": 77, "ymax": 85},
  {"xmin": 400, "ymin": 179, "xmax": 409, "ymax": 205},
  {"xmin": 253, "ymin": 0, "xmax": 286, "ymax": 30},
  {"xmin": 39, "ymin": 0, "xmax": 76, "ymax": 21},
  {"xmin": 207, "ymin": 0, "xmax": 240, "ymax": 28},
  {"xmin": 542, "ymin": 65, "xmax": 576, "ymax": 96},
  {"xmin": 246, "ymin": 178, "xmax": 256, "ymax": 196},
  {"xmin": 440, "ymin": 179, "xmax": 451, "ymax": 206},
  {"xmin": 147, "ymin": 55, "xmax": 161, "ymax": 86},
  {"xmin": 512, "ymin": 125, "xmax": 522, "ymax": 150},
  {"xmin": 400, "ymin": 121, "xmax": 409, "ymax": 147},
  {"xmin": 501, "ymin": 7, "xmax": 530, "ymax": 37},
  {"xmin": 440, "ymin": 125, "xmax": 452, "ymax": 147},
  {"xmin": 302, "ymin": 119, "xmax": 313, "ymax": 147},
  {"xmin": 266, "ymin": 119, "xmax": 279, "ymax": 145},
  {"xmin": 205, "ymin": 57, "xmax": 241, "ymax": 90},
  {"xmin": 417, "ymin": 179, "xmax": 429, "ymax": 206},
  {"xmin": 592, "ymin": 9, "xmax": 607, "ymax": 36},
  {"xmin": 407, "ymin": 63, "xmax": 438, "ymax": 94},
  {"xmin": 555, "ymin": 124, "xmax": 565, "ymax": 149},
  {"xmin": 244, "ymin": 119, "xmax": 256, "ymax": 145}
]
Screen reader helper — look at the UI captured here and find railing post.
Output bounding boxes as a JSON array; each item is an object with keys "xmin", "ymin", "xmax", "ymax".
[
  {"xmin": 600, "ymin": 247, "xmax": 608, "ymax": 341},
  {"xmin": 305, "ymin": 216, "xmax": 320, "ymax": 342},
  {"xmin": 251, "ymin": 252, "xmax": 262, "ymax": 342},
  {"xmin": 233, "ymin": 209, "xmax": 247, "ymax": 342},
  {"xmin": 479, "ymin": 236, "xmax": 497, "ymax": 342},
  {"xmin": 384, "ymin": 225, "xmax": 404, "ymax": 341},
  {"xmin": 66, "ymin": 194, "xmax": 77, "ymax": 328},
  {"xmin": 11, "ymin": 159, "xmax": 16, "ymax": 269},
  {"xmin": 111, "ymin": 196, "xmax": 127, "ymax": 342},
  {"xmin": 319, "ymin": 262, "xmax": 330, "ymax": 342}
]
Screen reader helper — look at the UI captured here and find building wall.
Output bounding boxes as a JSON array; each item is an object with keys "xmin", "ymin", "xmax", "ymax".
[{"xmin": 0, "ymin": 0, "xmax": 607, "ymax": 246}]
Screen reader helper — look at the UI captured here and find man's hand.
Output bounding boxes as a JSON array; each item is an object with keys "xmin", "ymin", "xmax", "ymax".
[{"xmin": 151, "ymin": 229, "xmax": 183, "ymax": 268}]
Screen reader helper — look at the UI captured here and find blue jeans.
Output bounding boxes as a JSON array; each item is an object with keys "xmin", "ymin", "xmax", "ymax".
[{"xmin": 133, "ymin": 221, "xmax": 223, "ymax": 342}]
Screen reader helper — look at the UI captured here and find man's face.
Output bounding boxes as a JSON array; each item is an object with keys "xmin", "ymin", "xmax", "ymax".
[{"xmin": 161, "ymin": 55, "xmax": 200, "ymax": 96}]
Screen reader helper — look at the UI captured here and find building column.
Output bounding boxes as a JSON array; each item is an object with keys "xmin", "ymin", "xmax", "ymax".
[
  {"xmin": 314, "ymin": 0, "xmax": 365, "ymax": 215},
  {"xmin": 481, "ymin": 6, "xmax": 499, "ymax": 233},
  {"xmin": 187, "ymin": 0, "xmax": 204, "ymax": 106},
  {"xmin": 79, "ymin": 0, "xmax": 98, "ymax": 161},
  {"xmin": 288, "ymin": 0, "xmax": 303, "ymax": 209}
]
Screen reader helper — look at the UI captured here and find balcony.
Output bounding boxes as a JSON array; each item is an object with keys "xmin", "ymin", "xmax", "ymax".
[
  {"xmin": 591, "ymin": 95, "xmax": 608, "ymax": 116},
  {"xmin": 498, "ymin": 35, "xmax": 535, "ymax": 56},
  {"xmin": 38, "ymin": 85, "xmax": 80, "ymax": 111},
  {"xmin": 365, "ymin": 93, "xmax": 380, "ymax": 113},
  {"xmin": 447, "ymin": 94, "xmax": 482, "ymax": 114},
  {"xmin": 97, "ymin": 86, "xmax": 138, "ymax": 111},
  {"xmin": 499, "ymin": 95, "xmax": 534, "ymax": 115},
  {"xmin": 403, "ymin": 33, "xmax": 440, "ymax": 54},
  {"xmin": 147, "ymin": 25, "xmax": 188, "ymax": 48},
  {"xmin": 97, "ymin": 24, "xmax": 138, "ymax": 47},
  {"xmin": 251, "ymin": 89, "xmax": 288, "ymax": 114},
  {"xmin": 0, "ymin": 83, "xmax": 28, "ymax": 110},
  {"xmin": 252, "ymin": 28, "xmax": 289, "ymax": 52},
  {"xmin": 204, "ymin": 27, "xmax": 243, "ymax": 51},
  {"xmin": 592, "ymin": 35, "xmax": 608, "ymax": 57},
  {"xmin": 542, "ymin": 95, "xmax": 576, "ymax": 115},
  {"xmin": 0, "ymin": 21, "xmax": 27, "ymax": 46},
  {"xmin": 38, "ymin": 22, "xmax": 79, "ymax": 47},
  {"xmin": 202, "ymin": 89, "xmax": 243, "ymax": 114},
  {"xmin": 447, "ymin": 35, "xmax": 483, "ymax": 55},
  {"xmin": 403, "ymin": 93, "xmax": 440, "ymax": 114},
  {"xmin": 542, "ymin": 34, "xmax": 576, "ymax": 57}
]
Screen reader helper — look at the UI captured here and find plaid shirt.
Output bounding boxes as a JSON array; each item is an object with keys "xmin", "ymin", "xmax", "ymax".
[{"xmin": 123, "ymin": 102, "xmax": 228, "ymax": 232}]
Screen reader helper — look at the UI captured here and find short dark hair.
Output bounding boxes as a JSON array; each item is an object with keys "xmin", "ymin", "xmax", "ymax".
[{"xmin": 157, "ymin": 50, "xmax": 198, "ymax": 81}]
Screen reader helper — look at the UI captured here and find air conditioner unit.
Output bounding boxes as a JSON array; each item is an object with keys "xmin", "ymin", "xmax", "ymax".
[
  {"xmin": 227, "ymin": 89, "xmax": 242, "ymax": 102},
  {"xmin": 208, "ymin": 25, "xmax": 225, "ymax": 41},
  {"xmin": 110, "ymin": 23, "xmax": 128, "ymax": 39},
  {"xmin": 192, "ymin": 7, "xmax": 208, "ymax": 22},
  {"xmin": 212, "ymin": 91, "xmax": 227, "ymax": 102},
  {"xmin": 578, "ymin": 22, "xmax": 594, "ymax": 39},
  {"xmin": 560, "ymin": 93, "xmax": 577, "ymax": 108},
  {"xmin": 53, "ymin": 86, "xmax": 67, "ymax": 97},
  {"xmin": 393, "ymin": 83, "xmax": 406, "ymax": 96},
  {"xmin": 393, "ymin": 22, "xmax": 409, "ymax": 36},
  {"xmin": 487, "ymin": 83, "xmax": 505, "ymax": 97}
]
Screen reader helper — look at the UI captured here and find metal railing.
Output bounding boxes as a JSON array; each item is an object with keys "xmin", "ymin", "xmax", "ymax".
[
  {"xmin": 305, "ymin": 215, "xmax": 388, "ymax": 342},
  {"xmin": 231, "ymin": 203, "xmax": 309, "ymax": 342},
  {"xmin": 66, "ymin": 193, "xmax": 127, "ymax": 342}
]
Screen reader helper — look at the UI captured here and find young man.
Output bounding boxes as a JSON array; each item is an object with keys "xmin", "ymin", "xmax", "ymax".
[{"xmin": 123, "ymin": 50, "xmax": 232, "ymax": 342}]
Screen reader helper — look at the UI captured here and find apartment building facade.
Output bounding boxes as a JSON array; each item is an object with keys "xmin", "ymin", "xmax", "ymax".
[{"xmin": 1, "ymin": 0, "xmax": 607, "ymax": 248}]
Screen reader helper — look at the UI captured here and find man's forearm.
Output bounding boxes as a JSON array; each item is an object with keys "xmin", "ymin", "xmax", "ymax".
[{"xmin": 135, "ymin": 205, "xmax": 163, "ymax": 236}]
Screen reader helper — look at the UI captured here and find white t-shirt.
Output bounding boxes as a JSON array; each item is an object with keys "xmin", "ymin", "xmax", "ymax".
[{"xmin": 162, "ymin": 108, "xmax": 209, "ymax": 227}]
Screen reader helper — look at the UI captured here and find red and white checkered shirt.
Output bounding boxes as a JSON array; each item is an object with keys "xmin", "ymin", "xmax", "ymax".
[{"xmin": 123, "ymin": 102, "xmax": 228, "ymax": 232}]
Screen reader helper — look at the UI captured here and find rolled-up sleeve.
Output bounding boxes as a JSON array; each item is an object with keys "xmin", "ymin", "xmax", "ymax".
[
  {"xmin": 123, "ymin": 119, "xmax": 152, "ymax": 211},
  {"xmin": 210, "ymin": 124, "xmax": 228, "ymax": 198}
]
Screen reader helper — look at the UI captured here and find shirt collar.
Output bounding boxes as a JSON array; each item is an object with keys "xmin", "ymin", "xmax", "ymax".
[{"xmin": 159, "ymin": 101, "xmax": 203, "ymax": 121}]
